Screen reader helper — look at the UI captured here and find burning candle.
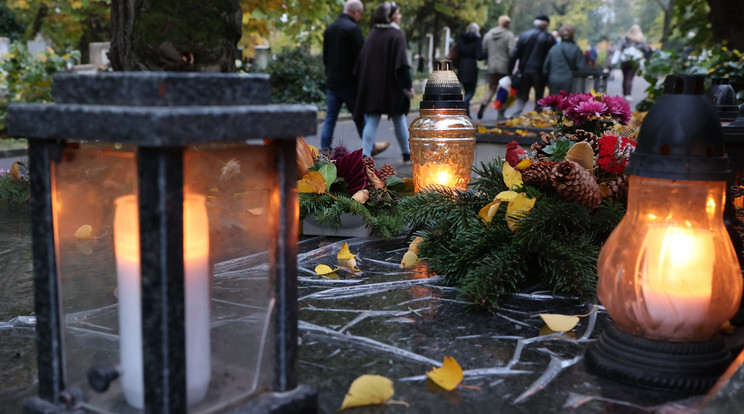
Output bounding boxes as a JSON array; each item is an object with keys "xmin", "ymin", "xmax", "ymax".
[
  {"xmin": 414, "ymin": 164, "xmax": 459, "ymax": 190},
  {"xmin": 114, "ymin": 194, "xmax": 211, "ymax": 408},
  {"xmin": 640, "ymin": 225, "xmax": 714, "ymax": 337}
]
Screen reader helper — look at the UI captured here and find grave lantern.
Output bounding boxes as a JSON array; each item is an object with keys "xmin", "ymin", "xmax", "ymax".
[
  {"xmin": 7, "ymin": 72, "xmax": 317, "ymax": 413},
  {"xmin": 587, "ymin": 75, "xmax": 742, "ymax": 393},
  {"xmin": 408, "ymin": 61, "xmax": 476, "ymax": 192}
]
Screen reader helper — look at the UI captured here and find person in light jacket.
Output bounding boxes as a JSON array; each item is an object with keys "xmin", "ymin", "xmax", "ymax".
[
  {"xmin": 543, "ymin": 24, "xmax": 586, "ymax": 95},
  {"xmin": 477, "ymin": 15, "xmax": 515, "ymax": 121}
]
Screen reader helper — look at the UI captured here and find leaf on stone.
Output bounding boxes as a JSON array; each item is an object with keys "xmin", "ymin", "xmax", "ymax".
[
  {"xmin": 400, "ymin": 250, "xmax": 420, "ymax": 269},
  {"xmin": 337, "ymin": 242, "xmax": 360, "ymax": 272},
  {"xmin": 340, "ymin": 374, "xmax": 395, "ymax": 410},
  {"xmin": 506, "ymin": 193, "xmax": 536, "ymax": 231},
  {"xmin": 539, "ymin": 313, "xmax": 580, "ymax": 332},
  {"xmin": 495, "ymin": 190, "xmax": 519, "ymax": 202},
  {"xmin": 314, "ymin": 264, "xmax": 339, "ymax": 278},
  {"xmin": 74, "ymin": 224, "xmax": 95, "ymax": 240},
  {"xmin": 478, "ymin": 200, "xmax": 501, "ymax": 224},
  {"xmin": 297, "ymin": 171, "xmax": 326, "ymax": 194},
  {"xmin": 502, "ymin": 162, "xmax": 523, "ymax": 189},
  {"xmin": 408, "ymin": 236, "xmax": 424, "ymax": 254},
  {"xmin": 426, "ymin": 356, "xmax": 464, "ymax": 391},
  {"xmin": 338, "ymin": 242, "xmax": 356, "ymax": 260}
]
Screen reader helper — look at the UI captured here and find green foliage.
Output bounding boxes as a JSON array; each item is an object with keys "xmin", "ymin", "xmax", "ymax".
[
  {"xmin": 261, "ymin": 47, "xmax": 326, "ymax": 106},
  {"xmin": 542, "ymin": 138, "xmax": 575, "ymax": 161},
  {"xmin": 398, "ymin": 160, "xmax": 625, "ymax": 310},
  {"xmin": 300, "ymin": 190, "xmax": 405, "ymax": 240},
  {"xmin": 637, "ymin": 45, "xmax": 744, "ymax": 111},
  {"xmin": 0, "ymin": 161, "xmax": 30, "ymax": 205},
  {"xmin": 0, "ymin": 41, "xmax": 79, "ymax": 137},
  {"xmin": 0, "ymin": 3, "xmax": 26, "ymax": 41}
]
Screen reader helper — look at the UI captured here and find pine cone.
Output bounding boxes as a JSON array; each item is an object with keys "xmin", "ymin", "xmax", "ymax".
[
  {"xmin": 362, "ymin": 156, "xmax": 376, "ymax": 171},
  {"xmin": 600, "ymin": 175, "xmax": 629, "ymax": 204},
  {"xmin": 573, "ymin": 129, "xmax": 599, "ymax": 152},
  {"xmin": 523, "ymin": 161, "xmax": 558, "ymax": 191},
  {"xmin": 378, "ymin": 164, "xmax": 395, "ymax": 183},
  {"xmin": 551, "ymin": 160, "xmax": 602, "ymax": 209}
]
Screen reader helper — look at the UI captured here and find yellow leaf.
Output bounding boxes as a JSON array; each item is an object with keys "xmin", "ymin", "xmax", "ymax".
[
  {"xmin": 515, "ymin": 129, "xmax": 528, "ymax": 137},
  {"xmin": 400, "ymin": 250, "xmax": 419, "ymax": 269},
  {"xmin": 506, "ymin": 193, "xmax": 536, "ymax": 230},
  {"xmin": 74, "ymin": 224, "xmax": 95, "ymax": 240},
  {"xmin": 409, "ymin": 236, "xmax": 424, "ymax": 254},
  {"xmin": 478, "ymin": 200, "xmax": 501, "ymax": 224},
  {"xmin": 340, "ymin": 374, "xmax": 395, "ymax": 410},
  {"xmin": 495, "ymin": 190, "xmax": 519, "ymax": 202},
  {"xmin": 308, "ymin": 144, "xmax": 320, "ymax": 158},
  {"xmin": 9, "ymin": 162, "xmax": 20, "ymax": 181},
  {"xmin": 502, "ymin": 162, "xmax": 523, "ymax": 189},
  {"xmin": 297, "ymin": 171, "xmax": 326, "ymax": 193},
  {"xmin": 477, "ymin": 125, "xmax": 487, "ymax": 133},
  {"xmin": 337, "ymin": 242, "xmax": 356, "ymax": 260},
  {"xmin": 426, "ymin": 356, "xmax": 464, "ymax": 391},
  {"xmin": 338, "ymin": 257, "xmax": 361, "ymax": 272},
  {"xmin": 314, "ymin": 264, "xmax": 339, "ymax": 275},
  {"xmin": 515, "ymin": 159, "xmax": 532, "ymax": 171},
  {"xmin": 539, "ymin": 314, "xmax": 580, "ymax": 332}
]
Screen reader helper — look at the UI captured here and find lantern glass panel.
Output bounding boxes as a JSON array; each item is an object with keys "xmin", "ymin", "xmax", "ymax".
[
  {"xmin": 408, "ymin": 109, "xmax": 476, "ymax": 192},
  {"xmin": 596, "ymin": 176, "xmax": 742, "ymax": 342},
  {"xmin": 53, "ymin": 142, "xmax": 279, "ymax": 412}
]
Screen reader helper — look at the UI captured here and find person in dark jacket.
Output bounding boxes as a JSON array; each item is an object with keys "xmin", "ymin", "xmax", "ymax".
[
  {"xmin": 354, "ymin": 2, "xmax": 414, "ymax": 161},
  {"xmin": 508, "ymin": 13, "xmax": 555, "ymax": 117},
  {"xmin": 543, "ymin": 24, "xmax": 586, "ymax": 95},
  {"xmin": 454, "ymin": 23, "xmax": 485, "ymax": 119},
  {"xmin": 320, "ymin": 0, "xmax": 371, "ymax": 152}
]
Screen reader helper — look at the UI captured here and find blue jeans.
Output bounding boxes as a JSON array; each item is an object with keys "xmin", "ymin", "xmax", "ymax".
[
  {"xmin": 362, "ymin": 114, "xmax": 410, "ymax": 158},
  {"xmin": 320, "ymin": 85, "xmax": 365, "ymax": 150}
]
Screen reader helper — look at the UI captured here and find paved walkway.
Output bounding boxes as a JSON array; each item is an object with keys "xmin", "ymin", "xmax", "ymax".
[{"xmin": 302, "ymin": 71, "xmax": 649, "ymax": 178}]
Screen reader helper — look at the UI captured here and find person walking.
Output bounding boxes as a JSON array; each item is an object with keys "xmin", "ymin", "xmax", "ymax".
[
  {"xmin": 507, "ymin": 14, "xmax": 555, "ymax": 117},
  {"xmin": 354, "ymin": 2, "xmax": 414, "ymax": 161},
  {"xmin": 320, "ymin": 0, "xmax": 389, "ymax": 155},
  {"xmin": 478, "ymin": 15, "xmax": 515, "ymax": 122},
  {"xmin": 619, "ymin": 24, "xmax": 650, "ymax": 102},
  {"xmin": 453, "ymin": 23, "xmax": 485, "ymax": 119},
  {"xmin": 542, "ymin": 24, "xmax": 586, "ymax": 95}
]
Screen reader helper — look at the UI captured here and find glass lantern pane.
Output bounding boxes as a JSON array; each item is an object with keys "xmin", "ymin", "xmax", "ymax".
[{"xmin": 53, "ymin": 141, "xmax": 279, "ymax": 412}]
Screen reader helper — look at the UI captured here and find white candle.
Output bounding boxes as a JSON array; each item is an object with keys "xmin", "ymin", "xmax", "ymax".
[
  {"xmin": 640, "ymin": 226, "xmax": 713, "ymax": 334},
  {"xmin": 114, "ymin": 194, "xmax": 211, "ymax": 409}
]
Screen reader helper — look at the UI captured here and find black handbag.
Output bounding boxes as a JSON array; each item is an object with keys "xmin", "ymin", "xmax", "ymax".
[{"xmin": 511, "ymin": 71, "xmax": 523, "ymax": 90}]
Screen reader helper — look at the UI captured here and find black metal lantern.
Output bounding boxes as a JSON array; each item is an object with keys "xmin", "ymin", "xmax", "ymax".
[
  {"xmin": 587, "ymin": 75, "xmax": 742, "ymax": 393},
  {"xmin": 7, "ymin": 72, "xmax": 317, "ymax": 413}
]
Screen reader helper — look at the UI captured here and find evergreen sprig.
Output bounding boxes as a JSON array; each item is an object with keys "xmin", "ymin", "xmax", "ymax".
[
  {"xmin": 400, "ymin": 160, "xmax": 625, "ymax": 310},
  {"xmin": 300, "ymin": 191, "xmax": 404, "ymax": 239}
]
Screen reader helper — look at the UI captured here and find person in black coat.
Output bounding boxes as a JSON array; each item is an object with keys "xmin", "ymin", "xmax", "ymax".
[
  {"xmin": 320, "ymin": 0, "xmax": 366, "ymax": 151},
  {"xmin": 507, "ymin": 13, "xmax": 555, "ymax": 117},
  {"xmin": 453, "ymin": 23, "xmax": 485, "ymax": 119}
]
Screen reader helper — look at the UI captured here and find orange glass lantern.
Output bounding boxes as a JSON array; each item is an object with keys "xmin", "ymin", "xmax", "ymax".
[
  {"xmin": 408, "ymin": 61, "xmax": 476, "ymax": 192},
  {"xmin": 587, "ymin": 75, "xmax": 743, "ymax": 394}
]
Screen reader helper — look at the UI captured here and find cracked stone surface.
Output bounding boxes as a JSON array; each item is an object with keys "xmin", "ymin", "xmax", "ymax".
[{"xmin": 1, "ymin": 203, "xmax": 744, "ymax": 413}]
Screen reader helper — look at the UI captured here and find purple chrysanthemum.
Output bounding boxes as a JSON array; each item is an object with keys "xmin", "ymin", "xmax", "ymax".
[
  {"xmin": 562, "ymin": 93, "xmax": 595, "ymax": 121},
  {"xmin": 602, "ymin": 95, "xmax": 632, "ymax": 125},
  {"xmin": 569, "ymin": 100, "xmax": 608, "ymax": 123},
  {"xmin": 537, "ymin": 92, "xmax": 565, "ymax": 109}
]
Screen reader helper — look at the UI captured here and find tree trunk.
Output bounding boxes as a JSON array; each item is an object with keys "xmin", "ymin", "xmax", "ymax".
[
  {"xmin": 707, "ymin": 0, "xmax": 744, "ymax": 52},
  {"xmin": 109, "ymin": 0, "xmax": 241, "ymax": 72},
  {"xmin": 659, "ymin": 0, "xmax": 674, "ymax": 49}
]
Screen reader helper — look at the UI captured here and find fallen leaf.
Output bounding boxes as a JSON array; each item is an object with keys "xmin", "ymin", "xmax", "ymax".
[
  {"xmin": 478, "ymin": 200, "xmax": 501, "ymax": 224},
  {"xmin": 539, "ymin": 313, "xmax": 580, "ymax": 332},
  {"xmin": 314, "ymin": 264, "xmax": 339, "ymax": 276},
  {"xmin": 495, "ymin": 190, "xmax": 519, "ymax": 202},
  {"xmin": 337, "ymin": 242, "xmax": 356, "ymax": 260},
  {"xmin": 340, "ymin": 374, "xmax": 395, "ymax": 410},
  {"xmin": 505, "ymin": 193, "xmax": 536, "ymax": 230},
  {"xmin": 74, "ymin": 224, "xmax": 95, "ymax": 240},
  {"xmin": 426, "ymin": 356, "xmax": 464, "ymax": 391},
  {"xmin": 477, "ymin": 125, "xmax": 487, "ymax": 134},
  {"xmin": 400, "ymin": 250, "xmax": 420, "ymax": 269},
  {"xmin": 351, "ymin": 189, "xmax": 369, "ymax": 203},
  {"xmin": 409, "ymin": 236, "xmax": 424, "ymax": 254},
  {"xmin": 297, "ymin": 172, "xmax": 326, "ymax": 194},
  {"xmin": 502, "ymin": 162, "xmax": 523, "ymax": 189},
  {"xmin": 515, "ymin": 159, "xmax": 532, "ymax": 171},
  {"xmin": 9, "ymin": 162, "xmax": 21, "ymax": 181}
]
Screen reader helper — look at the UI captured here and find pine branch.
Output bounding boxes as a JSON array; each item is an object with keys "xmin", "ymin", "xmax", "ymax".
[{"xmin": 470, "ymin": 160, "xmax": 509, "ymax": 199}]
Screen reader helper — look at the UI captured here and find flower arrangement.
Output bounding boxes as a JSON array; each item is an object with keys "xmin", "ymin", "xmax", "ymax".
[
  {"xmin": 297, "ymin": 138, "xmax": 412, "ymax": 238},
  {"xmin": 537, "ymin": 91, "xmax": 633, "ymax": 137}
]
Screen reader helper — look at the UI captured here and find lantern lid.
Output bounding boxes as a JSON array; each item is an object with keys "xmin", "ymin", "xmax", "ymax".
[
  {"xmin": 420, "ymin": 60, "xmax": 466, "ymax": 110},
  {"xmin": 627, "ymin": 74, "xmax": 730, "ymax": 181}
]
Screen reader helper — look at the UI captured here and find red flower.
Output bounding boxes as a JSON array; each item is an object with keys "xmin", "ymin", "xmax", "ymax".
[{"xmin": 597, "ymin": 135, "xmax": 636, "ymax": 174}]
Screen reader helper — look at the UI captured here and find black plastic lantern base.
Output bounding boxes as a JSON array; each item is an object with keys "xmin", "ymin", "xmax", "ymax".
[
  {"xmin": 24, "ymin": 385, "xmax": 317, "ymax": 414},
  {"xmin": 586, "ymin": 325, "xmax": 733, "ymax": 395}
]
